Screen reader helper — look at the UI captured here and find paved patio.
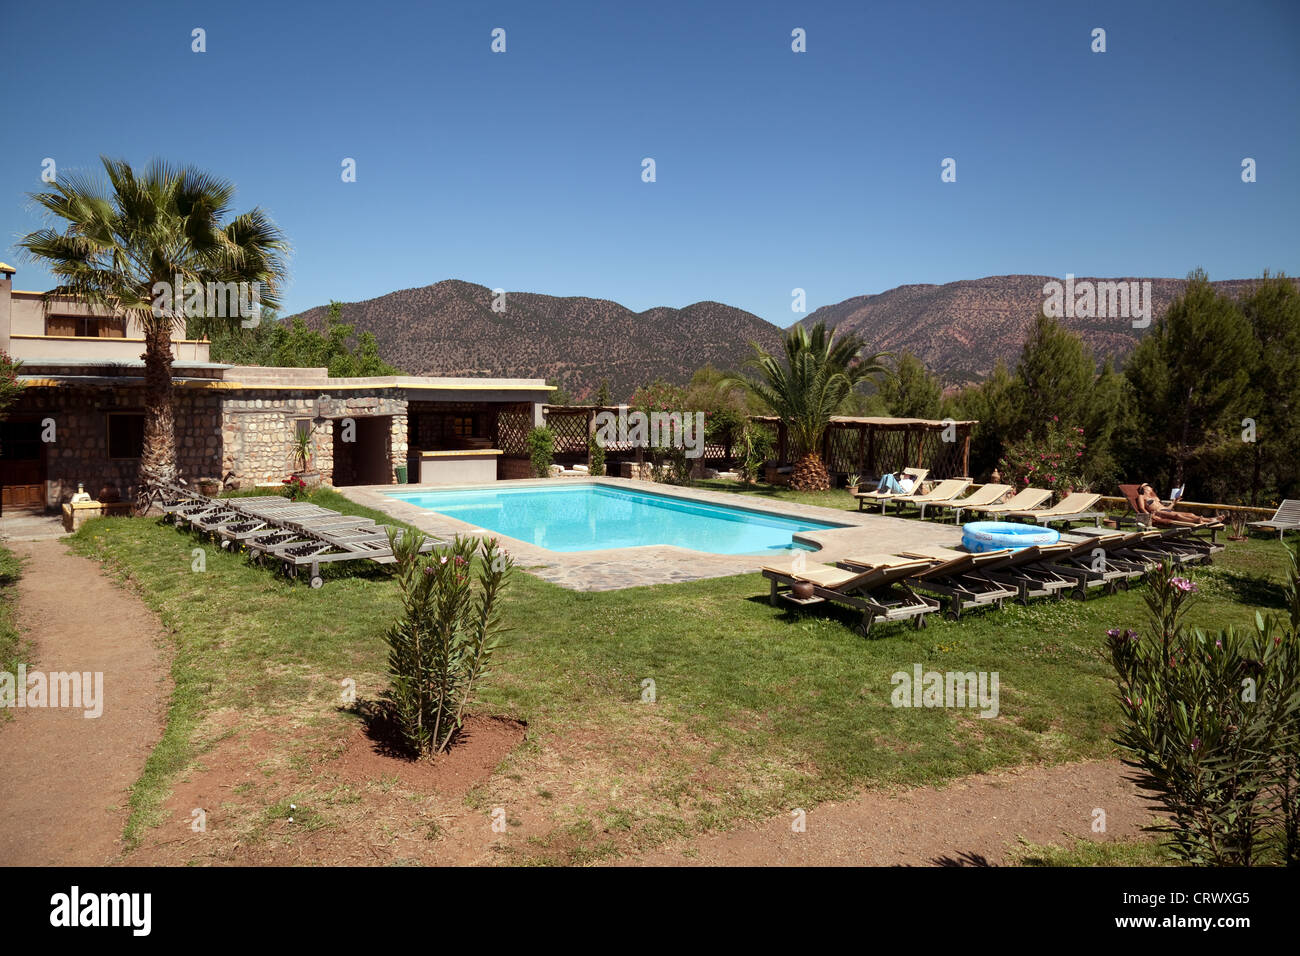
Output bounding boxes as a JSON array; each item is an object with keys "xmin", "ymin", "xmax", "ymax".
[
  {"xmin": 338, "ymin": 477, "xmax": 963, "ymax": 591},
  {"xmin": 0, "ymin": 513, "xmax": 69, "ymax": 542}
]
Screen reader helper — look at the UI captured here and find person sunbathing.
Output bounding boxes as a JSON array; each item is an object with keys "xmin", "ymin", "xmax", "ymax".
[
  {"xmin": 875, "ymin": 471, "xmax": 916, "ymax": 495},
  {"xmin": 1137, "ymin": 484, "xmax": 1223, "ymax": 524}
]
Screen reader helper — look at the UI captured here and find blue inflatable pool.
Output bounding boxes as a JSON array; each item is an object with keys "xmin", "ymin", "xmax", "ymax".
[{"xmin": 962, "ymin": 521, "xmax": 1060, "ymax": 553}]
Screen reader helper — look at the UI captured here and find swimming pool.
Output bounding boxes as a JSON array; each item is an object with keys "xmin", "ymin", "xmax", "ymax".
[{"xmin": 387, "ymin": 484, "xmax": 844, "ymax": 554}]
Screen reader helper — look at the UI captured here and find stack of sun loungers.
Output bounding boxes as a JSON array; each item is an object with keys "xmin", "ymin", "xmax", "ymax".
[
  {"xmin": 152, "ymin": 482, "xmax": 435, "ymax": 587},
  {"xmin": 760, "ymin": 519, "xmax": 1221, "ymax": 635}
]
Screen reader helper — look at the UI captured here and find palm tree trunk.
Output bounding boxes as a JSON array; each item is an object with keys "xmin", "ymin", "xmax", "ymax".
[
  {"xmin": 790, "ymin": 452, "xmax": 830, "ymax": 491},
  {"xmin": 135, "ymin": 323, "xmax": 178, "ymax": 513}
]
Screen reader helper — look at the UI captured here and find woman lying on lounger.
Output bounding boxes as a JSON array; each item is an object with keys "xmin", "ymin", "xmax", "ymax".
[{"xmin": 1137, "ymin": 484, "xmax": 1224, "ymax": 525}]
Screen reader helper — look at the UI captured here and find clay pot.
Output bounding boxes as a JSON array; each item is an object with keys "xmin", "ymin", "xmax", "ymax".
[{"xmin": 792, "ymin": 581, "xmax": 815, "ymax": 600}]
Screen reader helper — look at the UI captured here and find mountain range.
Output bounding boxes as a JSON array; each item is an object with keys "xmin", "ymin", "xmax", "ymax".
[{"xmin": 294, "ymin": 275, "xmax": 1279, "ymax": 398}]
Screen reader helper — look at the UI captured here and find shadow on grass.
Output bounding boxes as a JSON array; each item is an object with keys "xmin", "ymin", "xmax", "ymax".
[{"xmin": 1210, "ymin": 569, "xmax": 1286, "ymax": 610}]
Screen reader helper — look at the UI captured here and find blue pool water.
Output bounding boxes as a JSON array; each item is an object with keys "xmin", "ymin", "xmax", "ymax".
[{"xmin": 387, "ymin": 485, "xmax": 843, "ymax": 554}]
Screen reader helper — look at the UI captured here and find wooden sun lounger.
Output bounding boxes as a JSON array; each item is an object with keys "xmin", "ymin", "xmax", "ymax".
[
  {"xmin": 1004, "ymin": 492, "xmax": 1104, "ymax": 527},
  {"xmin": 975, "ymin": 542, "xmax": 1079, "ymax": 603},
  {"xmin": 854, "ymin": 468, "xmax": 929, "ymax": 512},
  {"xmin": 1070, "ymin": 526, "xmax": 1214, "ymax": 566},
  {"xmin": 893, "ymin": 478, "xmax": 973, "ymax": 519},
  {"xmin": 1116, "ymin": 483, "xmax": 1225, "ymax": 544},
  {"xmin": 891, "ymin": 547, "xmax": 1019, "ymax": 619},
  {"xmin": 928, "ymin": 484, "xmax": 1014, "ymax": 524},
  {"xmin": 966, "ymin": 487, "xmax": 1053, "ymax": 518},
  {"xmin": 1248, "ymin": 499, "xmax": 1300, "ymax": 539},
  {"xmin": 1054, "ymin": 531, "xmax": 1150, "ymax": 593},
  {"xmin": 761, "ymin": 554, "xmax": 940, "ymax": 636}
]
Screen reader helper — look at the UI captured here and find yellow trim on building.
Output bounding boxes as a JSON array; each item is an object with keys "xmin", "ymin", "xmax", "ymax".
[
  {"xmin": 19, "ymin": 377, "xmax": 548, "ymax": 392},
  {"xmin": 11, "ymin": 334, "xmax": 209, "ymax": 344}
]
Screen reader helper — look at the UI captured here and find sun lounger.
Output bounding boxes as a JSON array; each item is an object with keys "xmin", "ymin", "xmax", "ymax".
[
  {"xmin": 892, "ymin": 478, "xmax": 973, "ymax": 518},
  {"xmin": 975, "ymin": 542, "xmax": 1080, "ymax": 603},
  {"xmin": 1117, "ymin": 484, "xmax": 1224, "ymax": 543},
  {"xmin": 1004, "ymin": 492, "xmax": 1104, "ymax": 528},
  {"xmin": 854, "ymin": 468, "xmax": 929, "ymax": 512},
  {"xmin": 928, "ymin": 484, "xmax": 1013, "ymax": 524},
  {"xmin": 1248, "ymin": 499, "xmax": 1300, "ymax": 540},
  {"xmin": 890, "ymin": 546, "xmax": 1019, "ymax": 619},
  {"xmin": 965, "ymin": 487, "xmax": 1053, "ymax": 518},
  {"xmin": 1054, "ymin": 531, "xmax": 1150, "ymax": 593},
  {"xmin": 761, "ymin": 554, "xmax": 940, "ymax": 636},
  {"xmin": 1070, "ymin": 526, "xmax": 1215, "ymax": 566}
]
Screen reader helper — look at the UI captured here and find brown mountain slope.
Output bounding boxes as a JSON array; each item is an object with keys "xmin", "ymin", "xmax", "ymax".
[
  {"xmin": 293, "ymin": 280, "xmax": 783, "ymax": 399},
  {"xmin": 799, "ymin": 275, "xmax": 1281, "ymax": 382}
]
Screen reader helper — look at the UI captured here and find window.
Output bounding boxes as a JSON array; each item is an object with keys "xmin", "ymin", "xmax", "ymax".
[
  {"xmin": 107, "ymin": 413, "xmax": 145, "ymax": 460},
  {"xmin": 46, "ymin": 315, "xmax": 126, "ymax": 337},
  {"xmin": 453, "ymin": 416, "xmax": 474, "ymax": 438}
]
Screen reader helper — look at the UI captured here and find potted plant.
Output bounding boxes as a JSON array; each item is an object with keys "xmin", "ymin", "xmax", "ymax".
[
  {"xmin": 197, "ymin": 476, "xmax": 221, "ymax": 496},
  {"xmin": 1227, "ymin": 511, "xmax": 1249, "ymax": 541},
  {"xmin": 291, "ymin": 428, "xmax": 322, "ymax": 489},
  {"xmin": 845, "ymin": 473, "xmax": 862, "ymax": 495}
]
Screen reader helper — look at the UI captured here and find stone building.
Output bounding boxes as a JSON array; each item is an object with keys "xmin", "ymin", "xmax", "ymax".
[{"xmin": 0, "ymin": 264, "xmax": 549, "ymax": 512}]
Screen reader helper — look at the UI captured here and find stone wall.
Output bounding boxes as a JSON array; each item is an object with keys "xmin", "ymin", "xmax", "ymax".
[
  {"xmin": 220, "ymin": 391, "xmax": 407, "ymax": 487},
  {"xmin": 8, "ymin": 384, "xmax": 222, "ymax": 506}
]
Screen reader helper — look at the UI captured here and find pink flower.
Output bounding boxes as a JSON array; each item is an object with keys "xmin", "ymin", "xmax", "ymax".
[{"xmin": 1170, "ymin": 577, "xmax": 1197, "ymax": 593}]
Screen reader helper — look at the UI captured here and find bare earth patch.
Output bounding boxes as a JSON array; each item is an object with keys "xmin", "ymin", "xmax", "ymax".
[
  {"xmin": 624, "ymin": 759, "xmax": 1154, "ymax": 866},
  {"xmin": 333, "ymin": 714, "xmax": 527, "ymax": 797}
]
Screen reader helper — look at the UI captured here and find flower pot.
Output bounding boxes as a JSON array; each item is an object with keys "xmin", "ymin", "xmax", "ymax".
[
  {"xmin": 293, "ymin": 470, "xmax": 323, "ymax": 490},
  {"xmin": 792, "ymin": 581, "xmax": 815, "ymax": 600}
]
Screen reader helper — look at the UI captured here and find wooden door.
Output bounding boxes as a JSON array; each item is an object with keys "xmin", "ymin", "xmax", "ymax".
[{"xmin": 0, "ymin": 420, "xmax": 47, "ymax": 514}]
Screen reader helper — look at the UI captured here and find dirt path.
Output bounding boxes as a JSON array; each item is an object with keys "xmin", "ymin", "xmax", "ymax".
[
  {"xmin": 0, "ymin": 539, "xmax": 170, "ymax": 865},
  {"xmin": 628, "ymin": 760, "xmax": 1152, "ymax": 866}
]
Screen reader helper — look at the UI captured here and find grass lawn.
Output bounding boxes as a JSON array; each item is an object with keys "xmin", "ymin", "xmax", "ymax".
[
  {"xmin": 69, "ymin": 485, "xmax": 1296, "ymax": 864},
  {"xmin": 0, "ymin": 545, "xmax": 25, "ymax": 721}
]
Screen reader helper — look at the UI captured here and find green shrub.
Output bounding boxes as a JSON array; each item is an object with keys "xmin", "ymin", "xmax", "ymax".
[
  {"xmin": 527, "ymin": 426, "xmax": 555, "ymax": 478},
  {"xmin": 383, "ymin": 531, "xmax": 514, "ymax": 757},
  {"xmin": 1105, "ymin": 553, "xmax": 1300, "ymax": 865},
  {"xmin": 998, "ymin": 417, "xmax": 1088, "ymax": 499},
  {"xmin": 588, "ymin": 434, "xmax": 606, "ymax": 477},
  {"xmin": 737, "ymin": 422, "xmax": 775, "ymax": 483}
]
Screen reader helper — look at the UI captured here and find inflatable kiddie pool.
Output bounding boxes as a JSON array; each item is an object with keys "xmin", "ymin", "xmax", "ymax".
[{"xmin": 962, "ymin": 521, "xmax": 1060, "ymax": 553}]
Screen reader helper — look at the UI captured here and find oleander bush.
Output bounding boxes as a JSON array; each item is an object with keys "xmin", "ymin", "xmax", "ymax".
[
  {"xmin": 1106, "ymin": 548, "xmax": 1300, "ymax": 865},
  {"xmin": 383, "ymin": 531, "xmax": 514, "ymax": 757}
]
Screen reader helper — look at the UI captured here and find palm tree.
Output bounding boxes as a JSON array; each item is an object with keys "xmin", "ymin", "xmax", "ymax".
[
  {"xmin": 20, "ymin": 157, "xmax": 288, "ymax": 512},
  {"xmin": 729, "ymin": 322, "xmax": 888, "ymax": 490}
]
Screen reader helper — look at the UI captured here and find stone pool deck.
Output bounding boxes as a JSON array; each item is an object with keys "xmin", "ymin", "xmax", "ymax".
[{"xmin": 337, "ymin": 477, "xmax": 964, "ymax": 591}]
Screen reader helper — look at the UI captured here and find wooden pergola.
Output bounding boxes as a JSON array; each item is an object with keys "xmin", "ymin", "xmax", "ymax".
[{"xmin": 752, "ymin": 415, "xmax": 977, "ymax": 479}]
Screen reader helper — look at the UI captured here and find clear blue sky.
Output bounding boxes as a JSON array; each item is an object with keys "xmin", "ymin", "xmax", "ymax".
[{"xmin": 2, "ymin": 0, "xmax": 1296, "ymax": 325}]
